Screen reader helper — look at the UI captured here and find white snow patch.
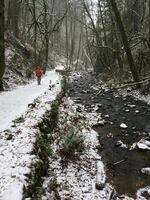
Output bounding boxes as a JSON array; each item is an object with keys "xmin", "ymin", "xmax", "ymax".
[
  {"xmin": 0, "ymin": 70, "xmax": 58, "ymax": 132},
  {"xmin": 55, "ymin": 64, "xmax": 65, "ymax": 71},
  {"xmin": 141, "ymin": 168, "xmax": 150, "ymax": 175},
  {"xmin": 136, "ymin": 139, "xmax": 150, "ymax": 150}
]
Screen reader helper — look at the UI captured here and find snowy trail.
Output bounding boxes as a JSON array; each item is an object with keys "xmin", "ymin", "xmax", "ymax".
[
  {"xmin": 0, "ymin": 70, "xmax": 58, "ymax": 132},
  {"xmin": 0, "ymin": 70, "xmax": 61, "ymax": 200}
]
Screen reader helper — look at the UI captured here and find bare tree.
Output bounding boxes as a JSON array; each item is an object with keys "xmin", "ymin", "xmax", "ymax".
[
  {"xmin": 109, "ymin": 0, "xmax": 140, "ymax": 86},
  {"xmin": 0, "ymin": 0, "xmax": 5, "ymax": 90}
]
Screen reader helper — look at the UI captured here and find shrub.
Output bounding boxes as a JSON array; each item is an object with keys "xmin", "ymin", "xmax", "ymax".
[{"xmin": 60, "ymin": 128, "xmax": 84, "ymax": 158}]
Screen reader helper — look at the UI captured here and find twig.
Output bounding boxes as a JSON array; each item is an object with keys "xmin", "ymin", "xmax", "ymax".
[{"xmin": 114, "ymin": 159, "xmax": 125, "ymax": 166}]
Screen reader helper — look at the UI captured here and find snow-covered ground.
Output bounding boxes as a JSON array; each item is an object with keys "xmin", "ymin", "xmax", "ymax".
[
  {"xmin": 0, "ymin": 70, "xmax": 58, "ymax": 132},
  {"xmin": 0, "ymin": 70, "xmax": 61, "ymax": 200},
  {"xmin": 118, "ymin": 88, "xmax": 150, "ymax": 105},
  {"xmin": 42, "ymin": 98, "xmax": 113, "ymax": 200}
]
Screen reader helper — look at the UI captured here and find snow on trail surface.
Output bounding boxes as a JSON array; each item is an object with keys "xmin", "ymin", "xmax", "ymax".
[
  {"xmin": 0, "ymin": 70, "xmax": 61, "ymax": 200},
  {"xmin": 0, "ymin": 70, "xmax": 58, "ymax": 132}
]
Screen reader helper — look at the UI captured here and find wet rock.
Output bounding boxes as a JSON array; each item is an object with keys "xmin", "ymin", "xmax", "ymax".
[
  {"xmin": 115, "ymin": 140, "xmax": 122, "ymax": 147},
  {"xmin": 81, "ymin": 90, "xmax": 87, "ymax": 94},
  {"xmin": 97, "ymin": 120, "xmax": 105, "ymax": 126},
  {"xmin": 11, "ymin": 123, "xmax": 16, "ymax": 128},
  {"xmin": 127, "ymin": 88, "xmax": 132, "ymax": 92},
  {"xmin": 107, "ymin": 133, "xmax": 113, "ymax": 138},
  {"xmin": 76, "ymin": 106, "xmax": 82, "ymax": 112},
  {"xmin": 28, "ymin": 102, "xmax": 36, "ymax": 108},
  {"xmin": 75, "ymin": 97, "xmax": 81, "ymax": 101},
  {"xmin": 70, "ymin": 88, "xmax": 75, "ymax": 92},
  {"xmin": 117, "ymin": 195, "xmax": 134, "ymax": 200},
  {"xmin": 132, "ymin": 127, "xmax": 136, "ymax": 131},
  {"xmin": 6, "ymin": 134, "xmax": 13, "ymax": 140},
  {"xmin": 123, "ymin": 98, "xmax": 127, "ymax": 101}
]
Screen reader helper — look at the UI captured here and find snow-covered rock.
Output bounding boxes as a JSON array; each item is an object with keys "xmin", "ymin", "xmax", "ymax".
[
  {"xmin": 137, "ymin": 186, "xmax": 150, "ymax": 200},
  {"xmin": 120, "ymin": 123, "xmax": 128, "ymax": 129},
  {"xmin": 128, "ymin": 104, "xmax": 136, "ymax": 108},
  {"xmin": 141, "ymin": 168, "xmax": 150, "ymax": 175},
  {"xmin": 115, "ymin": 140, "xmax": 128, "ymax": 148},
  {"xmin": 136, "ymin": 139, "xmax": 150, "ymax": 150}
]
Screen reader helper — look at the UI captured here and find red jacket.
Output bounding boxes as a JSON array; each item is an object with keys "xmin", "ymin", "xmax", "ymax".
[{"xmin": 35, "ymin": 68, "xmax": 42, "ymax": 77}]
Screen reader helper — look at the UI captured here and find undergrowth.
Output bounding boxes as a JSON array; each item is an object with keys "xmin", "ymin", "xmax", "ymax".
[
  {"xmin": 60, "ymin": 128, "xmax": 84, "ymax": 158},
  {"xmin": 23, "ymin": 76, "xmax": 67, "ymax": 199}
]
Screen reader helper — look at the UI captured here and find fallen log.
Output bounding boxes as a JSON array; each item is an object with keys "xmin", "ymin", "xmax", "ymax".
[{"xmin": 95, "ymin": 160, "xmax": 106, "ymax": 190}]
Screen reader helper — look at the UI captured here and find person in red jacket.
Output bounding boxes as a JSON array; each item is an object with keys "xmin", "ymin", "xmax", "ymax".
[{"xmin": 35, "ymin": 67, "xmax": 42, "ymax": 85}]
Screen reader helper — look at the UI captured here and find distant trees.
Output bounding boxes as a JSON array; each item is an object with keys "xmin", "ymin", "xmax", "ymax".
[
  {"xmin": 1, "ymin": 0, "xmax": 150, "ymax": 88},
  {"xmin": 81, "ymin": 0, "xmax": 150, "ymax": 85},
  {"xmin": 0, "ymin": 0, "xmax": 5, "ymax": 90}
]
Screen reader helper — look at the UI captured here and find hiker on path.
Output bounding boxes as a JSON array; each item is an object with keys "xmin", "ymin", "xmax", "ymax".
[{"xmin": 35, "ymin": 67, "xmax": 42, "ymax": 85}]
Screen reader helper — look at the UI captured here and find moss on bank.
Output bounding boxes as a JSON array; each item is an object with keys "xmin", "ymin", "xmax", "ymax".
[{"xmin": 23, "ymin": 76, "xmax": 67, "ymax": 200}]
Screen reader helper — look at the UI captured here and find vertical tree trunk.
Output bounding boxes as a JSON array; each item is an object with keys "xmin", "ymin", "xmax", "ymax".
[
  {"xmin": 43, "ymin": 0, "xmax": 49, "ymax": 74},
  {"xmin": 109, "ymin": 0, "xmax": 140, "ymax": 87},
  {"xmin": 21, "ymin": 0, "xmax": 28, "ymax": 43},
  {"xmin": 69, "ymin": 10, "xmax": 76, "ymax": 68},
  {"xmin": 98, "ymin": 0, "xmax": 107, "ymax": 46},
  {"xmin": 75, "ymin": 22, "xmax": 83, "ymax": 70},
  {"xmin": 149, "ymin": 0, "xmax": 150, "ymax": 43},
  {"xmin": 7, "ymin": 0, "xmax": 20, "ymax": 38},
  {"xmin": 32, "ymin": 0, "xmax": 37, "ymax": 66},
  {"xmin": 107, "ymin": 1, "xmax": 123, "ymax": 71},
  {"xmin": 65, "ymin": 10, "xmax": 69, "ymax": 69},
  {"xmin": 0, "ymin": 0, "xmax": 5, "ymax": 90}
]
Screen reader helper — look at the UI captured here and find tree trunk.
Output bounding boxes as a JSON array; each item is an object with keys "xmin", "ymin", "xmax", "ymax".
[
  {"xmin": 149, "ymin": 0, "xmax": 150, "ymax": 43},
  {"xmin": 43, "ymin": 0, "xmax": 49, "ymax": 74},
  {"xmin": 108, "ymin": 1, "xmax": 123, "ymax": 71},
  {"xmin": 98, "ymin": 0, "xmax": 107, "ymax": 46},
  {"xmin": 109, "ymin": 0, "xmax": 140, "ymax": 87},
  {"xmin": 65, "ymin": 10, "xmax": 69, "ymax": 69},
  {"xmin": 32, "ymin": 0, "xmax": 37, "ymax": 66},
  {"xmin": 7, "ymin": 0, "xmax": 20, "ymax": 38},
  {"xmin": 0, "ymin": 0, "xmax": 5, "ymax": 90}
]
